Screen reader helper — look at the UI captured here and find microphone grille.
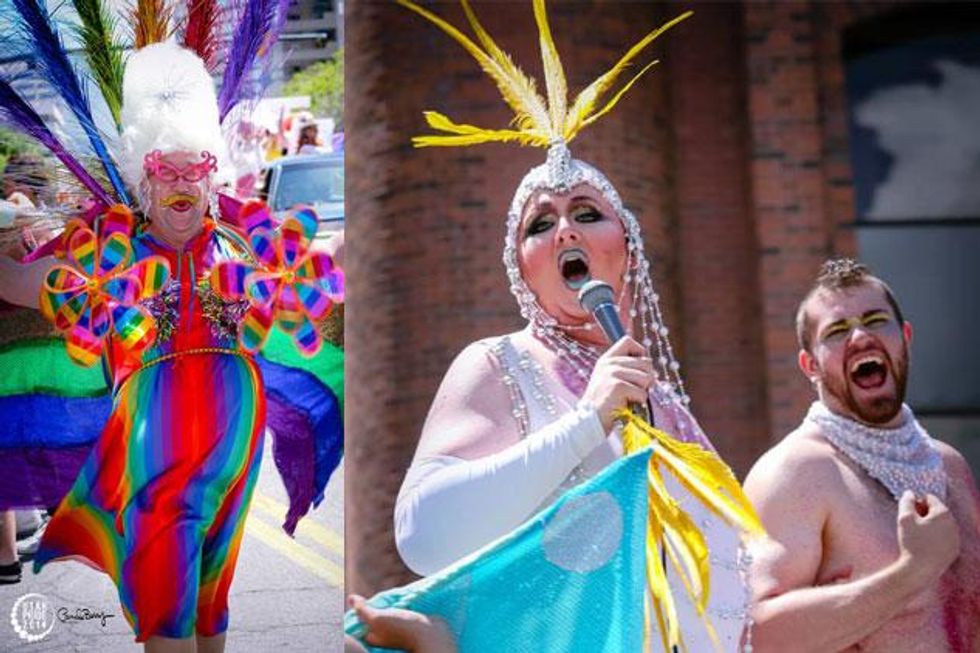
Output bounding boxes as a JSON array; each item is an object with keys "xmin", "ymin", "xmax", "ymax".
[{"xmin": 577, "ymin": 280, "xmax": 615, "ymax": 313}]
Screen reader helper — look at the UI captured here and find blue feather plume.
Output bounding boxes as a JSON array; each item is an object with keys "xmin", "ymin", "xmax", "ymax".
[
  {"xmin": 217, "ymin": 0, "xmax": 284, "ymax": 122},
  {"xmin": 10, "ymin": 0, "xmax": 131, "ymax": 205}
]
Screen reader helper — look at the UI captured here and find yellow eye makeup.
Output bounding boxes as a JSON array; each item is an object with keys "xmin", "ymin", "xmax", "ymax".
[{"xmin": 820, "ymin": 311, "xmax": 894, "ymax": 344}]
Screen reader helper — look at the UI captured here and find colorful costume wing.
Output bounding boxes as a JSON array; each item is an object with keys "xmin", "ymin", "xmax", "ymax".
[
  {"xmin": 345, "ymin": 449, "xmax": 753, "ymax": 653},
  {"xmin": 0, "ymin": 312, "xmax": 111, "ymax": 510},
  {"xmin": 257, "ymin": 326, "xmax": 344, "ymax": 534},
  {"xmin": 215, "ymin": 200, "xmax": 345, "ymax": 534}
]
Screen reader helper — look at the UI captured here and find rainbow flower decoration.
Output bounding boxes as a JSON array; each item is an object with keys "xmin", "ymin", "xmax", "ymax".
[
  {"xmin": 39, "ymin": 205, "xmax": 171, "ymax": 366},
  {"xmin": 211, "ymin": 205, "xmax": 344, "ymax": 356}
]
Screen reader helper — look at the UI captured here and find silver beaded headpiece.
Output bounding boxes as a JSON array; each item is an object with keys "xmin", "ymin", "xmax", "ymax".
[{"xmin": 503, "ymin": 141, "xmax": 688, "ymax": 403}]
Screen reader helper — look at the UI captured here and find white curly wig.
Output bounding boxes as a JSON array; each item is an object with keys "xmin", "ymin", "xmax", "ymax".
[{"xmin": 118, "ymin": 41, "xmax": 231, "ymax": 199}]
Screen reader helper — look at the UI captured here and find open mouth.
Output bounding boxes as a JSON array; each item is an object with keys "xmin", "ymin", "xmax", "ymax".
[
  {"xmin": 848, "ymin": 353, "xmax": 888, "ymax": 390},
  {"xmin": 558, "ymin": 249, "xmax": 591, "ymax": 290}
]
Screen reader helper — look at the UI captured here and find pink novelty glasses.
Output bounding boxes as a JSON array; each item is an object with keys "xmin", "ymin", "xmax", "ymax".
[{"xmin": 143, "ymin": 150, "xmax": 218, "ymax": 183}]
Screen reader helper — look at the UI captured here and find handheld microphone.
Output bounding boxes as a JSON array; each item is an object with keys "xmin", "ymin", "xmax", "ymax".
[
  {"xmin": 577, "ymin": 280, "xmax": 651, "ymax": 423},
  {"xmin": 577, "ymin": 280, "xmax": 625, "ymax": 342}
]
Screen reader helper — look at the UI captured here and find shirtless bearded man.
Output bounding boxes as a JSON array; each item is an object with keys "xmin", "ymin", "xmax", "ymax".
[{"xmin": 744, "ymin": 258, "xmax": 980, "ymax": 652}]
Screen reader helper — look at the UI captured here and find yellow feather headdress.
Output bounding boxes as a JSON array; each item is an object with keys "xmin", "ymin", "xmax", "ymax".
[{"xmin": 397, "ymin": 0, "xmax": 691, "ymax": 150}]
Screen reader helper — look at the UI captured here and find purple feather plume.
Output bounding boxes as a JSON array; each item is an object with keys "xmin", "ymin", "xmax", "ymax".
[
  {"xmin": 11, "ymin": 0, "xmax": 131, "ymax": 205},
  {"xmin": 270, "ymin": 0, "xmax": 291, "ymax": 47},
  {"xmin": 0, "ymin": 78, "xmax": 113, "ymax": 208},
  {"xmin": 217, "ymin": 0, "xmax": 287, "ymax": 122}
]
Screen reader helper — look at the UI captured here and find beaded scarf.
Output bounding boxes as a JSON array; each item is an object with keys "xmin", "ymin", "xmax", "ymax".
[{"xmin": 806, "ymin": 401, "xmax": 947, "ymax": 501}]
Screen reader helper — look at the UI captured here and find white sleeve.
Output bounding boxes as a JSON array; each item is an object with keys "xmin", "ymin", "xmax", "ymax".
[{"xmin": 394, "ymin": 402, "xmax": 606, "ymax": 576}]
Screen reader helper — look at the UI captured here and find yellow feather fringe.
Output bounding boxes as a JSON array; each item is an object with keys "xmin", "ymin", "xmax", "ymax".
[
  {"xmin": 618, "ymin": 409, "xmax": 765, "ymax": 653},
  {"xmin": 397, "ymin": 0, "xmax": 551, "ymax": 142},
  {"xmin": 412, "ymin": 111, "xmax": 547, "ymax": 148},
  {"xmin": 458, "ymin": 0, "xmax": 549, "ymax": 133},
  {"xmin": 397, "ymin": 0, "xmax": 692, "ymax": 150},
  {"xmin": 531, "ymin": 0, "xmax": 566, "ymax": 139},
  {"xmin": 564, "ymin": 10, "xmax": 692, "ymax": 141}
]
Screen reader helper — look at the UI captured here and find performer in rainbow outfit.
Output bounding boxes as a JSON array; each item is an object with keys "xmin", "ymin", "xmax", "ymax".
[
  {"xmin": 346, "ymin": 2, "xmax": 762, "ymax": 652},
  {"xmin": 0, "ymin": 2, "xmax": 343, "ymax": 649}
]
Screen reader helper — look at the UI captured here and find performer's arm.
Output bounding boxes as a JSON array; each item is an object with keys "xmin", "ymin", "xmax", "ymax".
[
  {"xmin": 395, "ymin": 336, "xmax": 654, "ymax": 575},
  {"xmin": 0, "ymin": 254, "xmax": 55, "ymax": 309},
  {"xmin": 394, "ymin": 341, "xmax": 607, "ymax": 575},
  {"xmin": 744, "ymin": 440, "xmax": 961, "ymax": 653}
]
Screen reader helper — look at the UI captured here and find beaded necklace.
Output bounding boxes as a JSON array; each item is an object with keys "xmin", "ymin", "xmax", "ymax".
[{"xmin": 805, "ymin": 401, "xmax": 947, "ymax": 501}]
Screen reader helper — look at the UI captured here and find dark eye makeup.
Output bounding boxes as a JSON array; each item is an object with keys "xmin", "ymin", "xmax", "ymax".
[
  {"xmin": 525, "ymin": 214, "xmax": 556, "ymax": 237},
  {"xmin": 572, "ymin": 206, "xmax": 603, "ymax": 222},
  {"xmin": 524, "ymin": 203, "xmax": 606, "ymax": 238}
]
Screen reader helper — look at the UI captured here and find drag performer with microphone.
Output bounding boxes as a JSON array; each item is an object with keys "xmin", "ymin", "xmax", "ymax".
[{"xmin": 347, "ymin": 2, "xmax": 762, "ymax": 651}]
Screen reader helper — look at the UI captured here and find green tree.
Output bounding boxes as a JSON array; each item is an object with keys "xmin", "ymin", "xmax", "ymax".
[
  {"xmin": 283, "ymin": 47, "xmax": 343, "ymax": 126},
  {"xmin": 0, "ymin": 127, "xmax": 40, "ymax": 174}
]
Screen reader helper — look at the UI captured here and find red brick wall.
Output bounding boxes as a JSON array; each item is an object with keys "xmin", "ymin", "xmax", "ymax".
[
  {"xmin": 744, "ymin": 1, "xmax": 835, "ymax": 439},
  {"xmin": 666, "ymin": 1, "xmax": 770, "ymax": 474},
  {"xmin": 742, "ymin": 0, "xmax": 902, "ymax": 438}
]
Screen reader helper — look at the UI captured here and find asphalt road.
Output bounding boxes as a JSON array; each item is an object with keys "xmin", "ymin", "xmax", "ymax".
[{"xmin": 0, "ymin": 438, "xmax": 345, "ymax": 652}]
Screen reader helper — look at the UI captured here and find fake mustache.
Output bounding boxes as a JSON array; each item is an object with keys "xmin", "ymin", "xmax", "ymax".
[{"xmin": 161, "ymin": 193, "xmax": 199, "ymax": 207}]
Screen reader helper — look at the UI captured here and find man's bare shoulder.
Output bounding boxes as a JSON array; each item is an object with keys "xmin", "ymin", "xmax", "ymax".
[
  {"xmin": 931, "ymin": 438, "xmax": 974, "ymax": 483},
  {"xmin": 745, "ymin": 422, "xmax": 845, "ymax": 507},
  {"xmin": 931, "ymin": 438, "xmax": 980, "ymax": 522},
  {"xmin": 747, "ymin": 423, "xmax": 839, "ymax": 483}
]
